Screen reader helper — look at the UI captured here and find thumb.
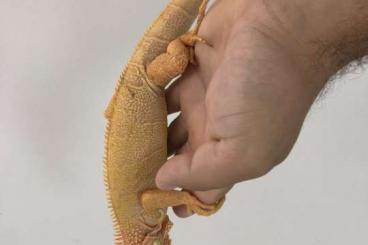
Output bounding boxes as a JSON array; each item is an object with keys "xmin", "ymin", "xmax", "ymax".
[{"xmin": 156, "ymin": 140, "xmax": 242, "ymax": 191}]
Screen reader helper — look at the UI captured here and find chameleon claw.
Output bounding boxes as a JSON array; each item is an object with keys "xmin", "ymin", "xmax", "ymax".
[
  {"xmin": 180, "ymin": 32, "xmax": 210, "ymax": 47},
  {"xmin": 181, "ymin": 33, "xmax": 209, "ymax": 65},
  {"xmin": 190, "ymin": 34, "xmax": 208, "ymax": 45},
  {"xmin": 179, "ymin": 31, "xmax": 211, "ymax": 65}
]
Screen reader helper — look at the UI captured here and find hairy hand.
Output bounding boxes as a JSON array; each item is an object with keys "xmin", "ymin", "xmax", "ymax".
[{"xmin": 156, "ymin": 0, "xmax": 366, "ymax": 217}]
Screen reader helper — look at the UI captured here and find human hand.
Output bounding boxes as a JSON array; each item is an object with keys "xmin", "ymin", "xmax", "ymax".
[{"xmin": 156, "ymin": 0, "xmax": 368, "ymax": 217}]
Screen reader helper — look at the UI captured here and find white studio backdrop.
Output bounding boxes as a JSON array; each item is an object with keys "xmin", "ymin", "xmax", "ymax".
[{"xmin": 1, "ymin": 0, "xmax": 367, "ymax": 244}]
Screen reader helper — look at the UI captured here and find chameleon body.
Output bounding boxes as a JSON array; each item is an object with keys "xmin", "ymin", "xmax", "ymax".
[{"xmin": 104, "ymin": 1, "xmax": 224, "ymax": 244}]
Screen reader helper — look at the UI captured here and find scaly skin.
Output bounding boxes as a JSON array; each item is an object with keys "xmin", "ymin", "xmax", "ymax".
[{"xmin": 104, "ymin": 1, "xmax": 224, "ymax": 245}]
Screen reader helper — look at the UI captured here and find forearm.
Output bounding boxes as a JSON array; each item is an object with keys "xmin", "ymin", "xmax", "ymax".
[
  {"xmin": 256, "ymin": 0, "xmax": 368, "ymax": 85},
  {"xmin": 299, "ymin": 0, "xmax": 368, "ymax": 72}
]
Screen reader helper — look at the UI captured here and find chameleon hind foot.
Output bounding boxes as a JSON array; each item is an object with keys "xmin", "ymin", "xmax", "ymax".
[
  {"xmin": 141, "ymin": 189, "xmax": 225, "ymax": 217},
  {"xmin": 146, "ymin": 0, "xmax": 209, "ymax": 86},
  {"xmin": 179, "ymin": 32, "xmax": 208, "ymax": 47},
  {"xmin": 146, "ymin": 32, "xmax": 209, "ymax": 87}
]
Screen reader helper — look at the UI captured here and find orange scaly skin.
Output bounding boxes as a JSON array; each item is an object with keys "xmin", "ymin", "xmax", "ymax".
[{"xmin": 104, "ymin": 1, "xmax": 224, "ymax": 244}]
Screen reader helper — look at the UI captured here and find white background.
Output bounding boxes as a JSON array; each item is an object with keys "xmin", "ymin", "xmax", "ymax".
[{"xmin": 1, "ymin": 0, "xmax": 367, "ymax": 244}]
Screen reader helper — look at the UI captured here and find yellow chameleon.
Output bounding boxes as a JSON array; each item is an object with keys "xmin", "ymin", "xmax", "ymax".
[{"xmin": 104, "ymin": 0, "xmax": 224, "ymax": 244}]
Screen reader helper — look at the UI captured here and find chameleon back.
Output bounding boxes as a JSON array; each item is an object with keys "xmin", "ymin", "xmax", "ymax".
[
  {"xmin": 104, "ymin": 1, "xmax": 204, "ymax": 244},
  {"xmin": 105, "ymin": 78, "xmax": 168, "ymax": 244}
]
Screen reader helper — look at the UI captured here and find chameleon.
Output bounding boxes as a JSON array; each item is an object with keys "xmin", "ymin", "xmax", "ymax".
[{"xmin": 103, "ymin": 0, "xmax": 224, "ymax": 244}]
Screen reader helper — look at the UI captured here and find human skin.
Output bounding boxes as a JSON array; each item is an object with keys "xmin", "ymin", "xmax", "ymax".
[{"xmin": 155, "ymin": 0, "xmax": 368, "ymax": 217}]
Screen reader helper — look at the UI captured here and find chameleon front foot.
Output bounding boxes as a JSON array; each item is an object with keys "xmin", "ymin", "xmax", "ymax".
[
  {"xmin": 141, "ymin": 189, "xmax": 225, "ymax": 217},
  {"xmin": 146, "ymin": 0, "xmax": 210, "ymax": 86}
]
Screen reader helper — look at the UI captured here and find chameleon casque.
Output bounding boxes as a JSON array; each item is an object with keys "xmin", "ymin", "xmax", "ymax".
[{"xmin": 104, "ymin": 0, "xmax": 224, "ymax": 244}]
